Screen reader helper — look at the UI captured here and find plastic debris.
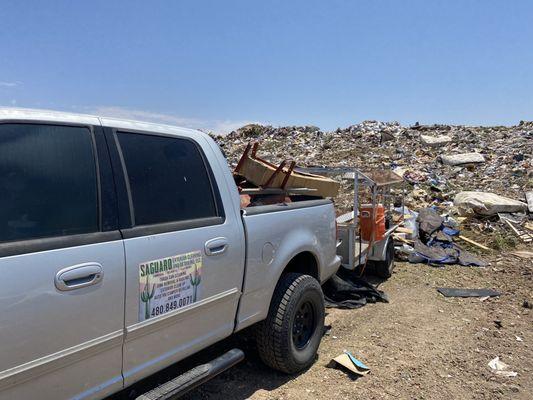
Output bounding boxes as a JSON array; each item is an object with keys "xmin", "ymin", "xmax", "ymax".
[
  {"xmin": 488, "ymin": 357, "xmax": 517, "ymax": 377},
  {"xmin": 323, "ymin": 269, "xmax": 388, "ymax": 309},
  {"xmin": 408, "ymin": 208, "xmax": 487, "ymax": 267}
]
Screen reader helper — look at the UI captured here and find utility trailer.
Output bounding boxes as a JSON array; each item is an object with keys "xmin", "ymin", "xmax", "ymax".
[
  {"xmin": 299, "ymin": 167, "xmax": 404, "ymax": 278},
  {"xmin": 232, "ymin": 141, "xmax": 405, "ymax": 278}
]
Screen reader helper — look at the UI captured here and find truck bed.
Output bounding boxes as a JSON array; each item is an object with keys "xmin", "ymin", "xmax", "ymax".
[{"xmin": 234, "ymin": 199, "xmax": 341, "ymax": 331}]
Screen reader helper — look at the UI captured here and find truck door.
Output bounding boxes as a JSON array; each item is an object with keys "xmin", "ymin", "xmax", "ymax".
[
  {"xmin": 0, "ymin": 122, "xmax": 125, "ymax": 399},
  {"xmin": 105, "ymin": 128, "xmax": 245, "ymax": 386}
]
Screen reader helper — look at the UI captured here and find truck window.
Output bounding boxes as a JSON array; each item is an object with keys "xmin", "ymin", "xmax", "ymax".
[
  {"xmin": 0, "ymin": 124, "xmax": 98, "ymax": 242},
  {"xmin": 116, "ymin": 132, "xmax": 218, "ymax": 226}
]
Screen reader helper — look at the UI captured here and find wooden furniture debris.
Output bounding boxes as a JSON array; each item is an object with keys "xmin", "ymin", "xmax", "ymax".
[{"xmin": 234, "ymin": 142, "xmax": 340, "ymax": 198}]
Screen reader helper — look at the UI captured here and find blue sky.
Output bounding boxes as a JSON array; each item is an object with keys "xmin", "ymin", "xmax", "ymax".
[{"xmin": 1, "ymin": 1, "xmax": 532, "ymax": 133}]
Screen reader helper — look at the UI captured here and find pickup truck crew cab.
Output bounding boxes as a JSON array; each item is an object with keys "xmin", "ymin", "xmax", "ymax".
[{"xmin": 0, "ymin": 108, "xmax": 341, "ymax": 399}]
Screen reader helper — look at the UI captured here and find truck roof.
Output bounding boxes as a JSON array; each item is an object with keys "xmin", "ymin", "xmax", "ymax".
[{"xmin": 0, "ymin": 107, "xmax": 209, "ymax": 140}]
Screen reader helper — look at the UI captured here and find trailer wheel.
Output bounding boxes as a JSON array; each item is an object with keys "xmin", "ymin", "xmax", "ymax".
[
  {"xmin": 372, "ymin": 239, "xmax": 395, "ymax": 279},
  {"xmin": 255, "ymin": 273, "xmax": 324, "ymax": 374}
]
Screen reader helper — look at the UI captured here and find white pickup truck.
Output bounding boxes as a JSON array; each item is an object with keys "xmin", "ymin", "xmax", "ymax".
[{"xmin": 0, "ymin": 108, "xmax": 341, "ymax": 400}]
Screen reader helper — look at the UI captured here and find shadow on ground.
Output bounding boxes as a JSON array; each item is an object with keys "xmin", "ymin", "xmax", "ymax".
[{"xmin": 107, "ymin": 328, "xmax": 295, "ymax": 400}]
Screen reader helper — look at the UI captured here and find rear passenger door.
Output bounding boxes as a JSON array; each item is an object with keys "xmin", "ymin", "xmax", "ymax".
[
  {"xmin": 0, "ymin": 122, "xmax": 125, "ymax": 399},
  {"xmin": 105, "ymin": 128, "xmax": 245, "ymax": 386}
]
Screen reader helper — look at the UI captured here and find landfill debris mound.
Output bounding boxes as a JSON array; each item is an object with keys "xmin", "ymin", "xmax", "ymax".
[{"xmin": 213, "ymin": 120, "xmax": 532, "ymax": 250}]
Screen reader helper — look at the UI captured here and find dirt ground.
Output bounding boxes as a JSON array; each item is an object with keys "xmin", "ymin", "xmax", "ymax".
[{"xmin": 116, "ymin": 249, "xmax": 532, "ymax": 400}]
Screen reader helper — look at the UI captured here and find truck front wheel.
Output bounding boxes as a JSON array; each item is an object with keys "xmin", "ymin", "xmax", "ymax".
[{"xmin": 255, "ymin": 273, "xmax": 325, "ymax": 374}]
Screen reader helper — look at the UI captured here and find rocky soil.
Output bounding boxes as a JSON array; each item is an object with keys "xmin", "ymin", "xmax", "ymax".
[
  {"xmin": 182, "ymin": 255, "xmax": 533, "ymax": 400},
  {"xmin": 116, "ymin": 253, "xmax": 532, "ymax": 400}
]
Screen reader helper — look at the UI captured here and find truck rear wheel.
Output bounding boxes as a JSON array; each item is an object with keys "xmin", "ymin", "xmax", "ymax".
[{"xmin": 256, "ymin": 273, "xmax": 325, "ymax": 374}]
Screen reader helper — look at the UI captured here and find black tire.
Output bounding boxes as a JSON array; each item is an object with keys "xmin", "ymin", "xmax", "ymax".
[
  {"xmin": 372, "ymin": 239, "xmax": 395, "ymax": 278},
  {"xmin": 255, "ymin": 273, "xmax": 325, "ymax": 374}
]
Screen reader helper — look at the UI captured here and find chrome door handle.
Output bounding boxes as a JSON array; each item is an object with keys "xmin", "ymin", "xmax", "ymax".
[
  {"xmin": 55, "ymin": 263, "xmax": 104, "ymax": 291},
  {"xmin": 205, "ymin": 237, "xmax": 229, "ymax": 256}
]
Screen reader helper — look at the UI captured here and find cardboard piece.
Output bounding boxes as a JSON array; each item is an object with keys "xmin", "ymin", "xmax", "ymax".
[{"xmin": 330, "ymin": 352, "xmax": 370, "ymax": 376}]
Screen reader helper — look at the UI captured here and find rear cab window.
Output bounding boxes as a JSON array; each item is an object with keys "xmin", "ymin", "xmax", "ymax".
[{"xmin": 0, "ymin": 123, "xmax": 99, "ymax": 243}]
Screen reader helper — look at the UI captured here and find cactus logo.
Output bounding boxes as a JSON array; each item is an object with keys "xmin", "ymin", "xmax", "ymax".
[{"xmin": 138, "ymin": 251, "xmax": 203, "ymax": 321}]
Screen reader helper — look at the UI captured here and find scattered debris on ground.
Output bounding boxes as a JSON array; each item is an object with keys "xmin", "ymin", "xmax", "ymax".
[
  {"xmin": 177, "ymin": 260, "xmax": 532, "ymax": 400},
  {"xmin": 510, "ymin": 250, "xmax": 533, "ymax": 259},
  {"xmin": 322, "ymin": 269, "xmax": 388, "ymax": 309},
  {"xmin": 437, "ymin": 287, "xmax": 501, "ymax": 298},
  {"xmin": 488, "ymin": 356, "xmax": 518, "ymax": 378},
  {"xmin": 328, "ymin": 351, "xmax": 371, "ymax": 377}
]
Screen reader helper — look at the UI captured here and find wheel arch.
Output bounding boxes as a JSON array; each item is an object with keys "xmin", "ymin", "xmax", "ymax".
[{"xmin": 281, "ymin": 251, "xmax": 319, "ymax": 282}]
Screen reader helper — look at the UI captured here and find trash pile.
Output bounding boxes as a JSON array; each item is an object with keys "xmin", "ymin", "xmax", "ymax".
[
  {"xmin": 397, "ymin": 207, "xmax": 487, "ymax": 267},
  {"xmin": 213, "ymin": 120, "xmax": 532, "ymax": 251}
]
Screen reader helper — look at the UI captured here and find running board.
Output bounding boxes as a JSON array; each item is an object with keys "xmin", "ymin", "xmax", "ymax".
[{"xmin": 136, "ymin": 349, "xmax": 245, "ymax": 400}]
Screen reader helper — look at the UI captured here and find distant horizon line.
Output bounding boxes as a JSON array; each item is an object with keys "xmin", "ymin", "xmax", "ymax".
[{"xmin": 0, "ymin": 105, "xmax": 531, "ymax": 134}]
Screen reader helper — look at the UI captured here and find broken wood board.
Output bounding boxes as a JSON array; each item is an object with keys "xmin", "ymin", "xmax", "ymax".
[
  {"xmin": 395, "ymin": 227, "xmax": 414, "ymax": 234},
  {"xmin": 501, "ymin": 218, "xmax": 533, "ymax": 243},
  {"xmin": 457, "ymin": 235, "xmax": 491, "ymax": 251},
  {"xmin": 437, "ymin": 288, "xmax": 501, "ymax": 298},
  {"xmin": 509, "ymin": 251, "xmax": 533, "ymax": 259},
  {"xmin": 393, "ymin": 235, "xmax": 414, "ymax": 244}
]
